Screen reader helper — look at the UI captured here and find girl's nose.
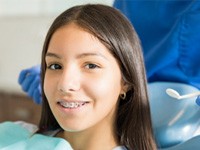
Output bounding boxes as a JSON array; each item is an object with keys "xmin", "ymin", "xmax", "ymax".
[{"xmin": 58, "ymin": 68, "xmax": 80, "ymax": 94}]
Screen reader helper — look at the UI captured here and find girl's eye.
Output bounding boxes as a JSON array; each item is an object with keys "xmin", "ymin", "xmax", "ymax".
[
  {"xmin": 85, "ymin": 63, "xmax": 99, "ymax": 69},
  {"xmin": 47, "ymin": 64, "xmax": 62, "ymax": 70}
]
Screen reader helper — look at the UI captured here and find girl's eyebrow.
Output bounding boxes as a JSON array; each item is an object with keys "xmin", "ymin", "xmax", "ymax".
[
  {"xmin": 76, "ymin": 52, "xmax": 108, "ymax": 61},
  {"xmin": 45, "ymin": 52, "xmax": 108, "ymax": 61},
  {"xmin": 45, "ymin": 52, "xmax": 62, "ymax": 59}
]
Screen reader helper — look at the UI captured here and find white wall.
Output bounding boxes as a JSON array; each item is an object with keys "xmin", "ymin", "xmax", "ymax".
[{"xmin": 0, "ymin": 0, "xmax": 114, "ymax": 93}]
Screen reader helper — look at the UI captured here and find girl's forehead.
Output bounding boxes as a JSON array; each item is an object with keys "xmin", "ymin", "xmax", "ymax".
[
  {"xmin": 50, "ymin": 23, "xmax": 97, "ymax": 45},
  {"xmin": 48, "ymin": 23, "xmax": 108, "ymax": 54}
]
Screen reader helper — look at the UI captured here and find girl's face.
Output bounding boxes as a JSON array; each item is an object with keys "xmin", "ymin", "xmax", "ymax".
[{"xmin": 44, "ymin": 23, "xmax": 125, "ymax": 132}]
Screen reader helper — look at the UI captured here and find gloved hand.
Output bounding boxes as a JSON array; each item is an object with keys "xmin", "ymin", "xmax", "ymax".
[{"xmin": 18, "ymin": 65, "xmax": 42, "ymax": 104}]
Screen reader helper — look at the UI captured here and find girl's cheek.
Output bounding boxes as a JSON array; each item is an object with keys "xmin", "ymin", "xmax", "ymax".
[
  {"xmin": 86, "ymin": 77, "xmax": 114, "ymax": 97},
  {"xmin": 44, "ymin": 76, "xmax": 54, "ymax": 99}
]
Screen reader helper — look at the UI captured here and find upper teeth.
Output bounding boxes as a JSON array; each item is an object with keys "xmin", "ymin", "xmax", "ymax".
[{"xmin": 59, "ymin": 101, "xmax": 84, "ymax": 108}]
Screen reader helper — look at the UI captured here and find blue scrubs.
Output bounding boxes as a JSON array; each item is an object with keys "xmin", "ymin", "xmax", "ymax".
[{"xmin": 114, "ymin": 0, "xmax": 200, "ymax": 89}]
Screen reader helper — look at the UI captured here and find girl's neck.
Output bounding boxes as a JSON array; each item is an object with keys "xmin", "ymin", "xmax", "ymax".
[{"xmin": 57, "ymin": 122, "xmax": 119, "ymax": 150}]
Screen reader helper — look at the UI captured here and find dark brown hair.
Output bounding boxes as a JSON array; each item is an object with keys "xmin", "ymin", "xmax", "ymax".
[{"xmin": 39, "ymin": 4, "xmax": 157, "ymax": 150}]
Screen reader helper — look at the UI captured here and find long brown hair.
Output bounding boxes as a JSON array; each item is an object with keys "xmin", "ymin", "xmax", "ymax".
[{"xmin": 39, "ymin": 4, "xmax": 157, "ymax": 150}]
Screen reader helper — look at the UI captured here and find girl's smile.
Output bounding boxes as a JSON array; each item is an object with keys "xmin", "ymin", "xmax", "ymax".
[{"xmin": 56, "ymin": 98, "xmax": 91, "ymax": 115}]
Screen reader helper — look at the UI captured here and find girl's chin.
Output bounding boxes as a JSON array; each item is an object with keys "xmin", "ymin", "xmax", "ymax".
[{"xmin": 58, "ymin": 122, "xmax": 89, "ymax": 133}]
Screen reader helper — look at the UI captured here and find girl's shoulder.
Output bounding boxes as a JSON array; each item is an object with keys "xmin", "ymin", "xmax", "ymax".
[
  {"xmin": 0, "ymin": 121, "xmax": 35, "ymax": 148},
  {"xmin": 13, "ymin": 121, "xmax": 61, "ymax": 137},
  {"xmin": 0, "ymin": 121, "xmax": 36, "ymax": 134},
  {"xmin": 14, "ymin": 121, "xmax": 38, "ymax": 133}
]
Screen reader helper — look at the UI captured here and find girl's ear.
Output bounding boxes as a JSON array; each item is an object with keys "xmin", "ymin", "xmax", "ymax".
[{"xmin": 120, "ymin": 80, "xmax": 130, "ymax": 94}]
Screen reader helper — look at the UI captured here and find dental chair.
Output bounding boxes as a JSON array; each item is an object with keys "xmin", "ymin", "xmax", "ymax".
[{"xmin": 148, "ymin": 82, "xmax": 200, "ymax": 150}]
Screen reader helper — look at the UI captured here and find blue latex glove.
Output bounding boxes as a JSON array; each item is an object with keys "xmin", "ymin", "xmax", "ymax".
[{"xmin": 18, "ymin": 65, "xmax": 42, "ymax": 104}]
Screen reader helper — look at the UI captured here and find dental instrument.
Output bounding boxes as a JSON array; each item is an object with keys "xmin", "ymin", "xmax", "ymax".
[{"xmin": 166, "ymin": 88, "xmax": 200, "ymax": 100}]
